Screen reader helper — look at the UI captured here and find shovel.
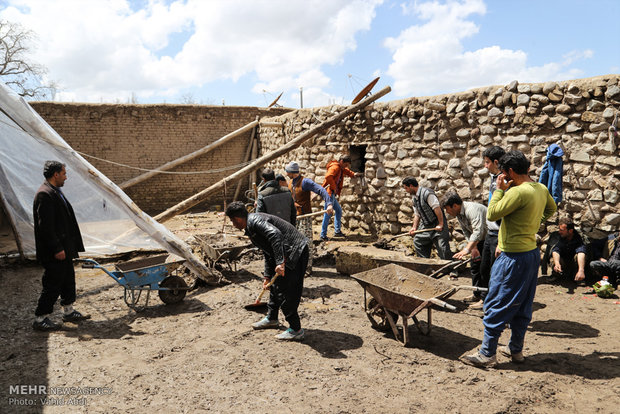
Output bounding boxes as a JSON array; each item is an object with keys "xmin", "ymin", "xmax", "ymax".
[
  {"xmin": 244, "ymin": 273, "xmax": 281, "ymax": 310},
  {"xmin": 373, "ymin": 228, "xmax": 435, "ymax": 248}
]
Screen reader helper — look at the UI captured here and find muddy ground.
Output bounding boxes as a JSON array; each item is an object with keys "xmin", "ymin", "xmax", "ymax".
[{"xmin": 1, "ymin": 211, "xmax": 619, "ymax": 413}]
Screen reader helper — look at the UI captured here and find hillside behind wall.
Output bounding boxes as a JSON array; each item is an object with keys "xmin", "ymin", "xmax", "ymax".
[
  {"xmin": 31, "ymin": 103, "xmax": 290, "ymax": 214},
  {"xmin": 259, "ymin": 75, "xmax": 620, "ymax": 238}
]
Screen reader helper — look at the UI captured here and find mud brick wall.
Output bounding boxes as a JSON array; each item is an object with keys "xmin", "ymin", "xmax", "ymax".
[
  {"xmin": 259, "ymin": 75, "xmax": 620, "ymax": 241},
  {"xmin": 31, "ymin": 103, "xmax": 290, "ymax": 214}
]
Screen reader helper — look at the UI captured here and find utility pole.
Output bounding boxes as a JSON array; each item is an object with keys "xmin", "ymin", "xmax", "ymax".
[{"xmin": 299, "ymin": 87, "xmax": 303, "ymax": 109}]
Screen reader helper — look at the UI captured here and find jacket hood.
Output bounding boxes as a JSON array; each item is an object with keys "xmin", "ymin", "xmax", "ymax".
[{"xmin": 547, "ymin": 143, "xmax": 564, "ymax": 159}]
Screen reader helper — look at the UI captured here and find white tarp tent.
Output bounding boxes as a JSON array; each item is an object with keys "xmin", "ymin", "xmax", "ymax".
[{"xmin": 0, "ymin": 82, "xmax": 221, "ymax": 284}]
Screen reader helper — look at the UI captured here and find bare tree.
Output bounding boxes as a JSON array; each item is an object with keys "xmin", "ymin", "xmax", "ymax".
[
  {"xmin": 180, "ymin": 92, "xmax": 197, "ymax": 105},
  {"xmin": 0, "ymin": 20, "xmax": 53, "ymax": 99}
]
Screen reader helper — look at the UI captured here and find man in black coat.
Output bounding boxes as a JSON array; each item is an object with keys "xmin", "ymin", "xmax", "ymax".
[
  {"xmin": 33, "ymin": 161, "xmax": 88, "ymax": 331},
  {"xmin": 255, "ymin": 168, "xmax": 296, "ymax": 225},
  {"xmin": 226, "ymin": 201, "xmax": 308, "ymax": 341}
]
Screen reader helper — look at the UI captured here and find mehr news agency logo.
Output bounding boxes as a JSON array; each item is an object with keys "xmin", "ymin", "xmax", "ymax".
[{"xmin": 8, "ymin": 384, "xmax": 113, "ymax": 407}]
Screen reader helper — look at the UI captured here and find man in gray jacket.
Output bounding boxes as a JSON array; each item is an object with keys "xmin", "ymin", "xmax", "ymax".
[
  {"xmin": 402, "ymin": 177, "xmax": 452, "ymax": 260},
  {"xmin": 226, "ymin": 201, "xmax": 308, "ymax": 341},
  {"xmin": 442, "ymin": 192, "xmax": 487, "ymax": 309}
]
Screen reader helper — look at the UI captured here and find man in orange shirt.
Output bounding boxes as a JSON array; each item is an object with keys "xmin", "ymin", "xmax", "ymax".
[{"xmin": 320, "ymin": 155, "xmax": 361, "ymax": 241}]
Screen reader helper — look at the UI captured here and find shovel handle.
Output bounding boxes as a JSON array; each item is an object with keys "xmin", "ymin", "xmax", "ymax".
[
  {"xmin": 297, "ymin": 209, "xmax": 328, "ymax": 219},
  {"xmin": 253, "ymin": 273, "xmax": 281, "ymax": 304}
]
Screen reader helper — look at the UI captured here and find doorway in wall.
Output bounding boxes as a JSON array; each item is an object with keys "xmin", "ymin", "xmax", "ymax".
[{"xmin": 349, "ymin": 145, "xmax": 366, "ymax": 173}]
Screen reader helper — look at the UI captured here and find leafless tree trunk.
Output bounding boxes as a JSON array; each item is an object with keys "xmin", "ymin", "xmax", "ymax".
[{"xmin": 0, "ymin": 20, "xmax": 54, "ymax": 99}]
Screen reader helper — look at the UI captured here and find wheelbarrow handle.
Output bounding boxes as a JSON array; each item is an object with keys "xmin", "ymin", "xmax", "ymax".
[
  {"xmin": 455, "ymin": 286, "xmax": 489, "ymax": 292},
  {"xmin": 429, "ymin": 298, "xmax": 457, "ymax": 311},
  {"xmin": 75, "ymin": 258, "xmax": 100, "ymax": 269}
]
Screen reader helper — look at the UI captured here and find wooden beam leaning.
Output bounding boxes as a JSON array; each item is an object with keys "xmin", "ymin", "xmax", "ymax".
[
  {"xmin": 154, "ymin": 85, "xmax": 391, "ymax": 223},
  {"xmin": 119, "ymin": 120, "xmax": 259, "ymax": 190},
  {"xmin": 233, "ymin": 116, "xmax": 259, "ymax": 201}
]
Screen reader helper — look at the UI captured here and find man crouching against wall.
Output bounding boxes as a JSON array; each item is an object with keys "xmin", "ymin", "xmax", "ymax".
[{"xmin": 226, "ymin": 201, "xmax": 309, "ymax": 341}]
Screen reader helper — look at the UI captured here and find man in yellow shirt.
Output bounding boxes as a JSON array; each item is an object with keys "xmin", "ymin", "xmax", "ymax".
[{"xmin": 461, "ymin": 150, "xmax": 556, "ymax": 368}]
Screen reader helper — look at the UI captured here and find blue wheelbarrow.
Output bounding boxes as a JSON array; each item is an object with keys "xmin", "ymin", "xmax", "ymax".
[{"xmin": 78, "ymin": 254, "xmax": 189, "ymax": 310}]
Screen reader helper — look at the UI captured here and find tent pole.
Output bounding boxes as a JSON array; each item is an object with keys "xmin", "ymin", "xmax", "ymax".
[{"xmin": 0, "ymin": 165, "xmax": 26, "ymax": 259}]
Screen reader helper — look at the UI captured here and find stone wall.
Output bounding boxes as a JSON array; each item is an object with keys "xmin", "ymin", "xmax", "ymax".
[
  {"xmin": 259, "ymin": 75, "xmax": 620, "ymax": 238},
  {"xmin": 31, "ymin": 103, "xmax": 290, "ymax": 214}
]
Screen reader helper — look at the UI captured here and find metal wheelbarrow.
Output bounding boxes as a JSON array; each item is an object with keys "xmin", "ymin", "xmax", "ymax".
[
  {"xmin": 196, "ymin": 235, "xmax": 253, "ymax": 271},
  {"xmin": 78, "ymin": 254, "xmax": 189, "ymax": 311},
  {"xmin": 351, "ymin": 263, "xmax": 487, "ymax": 346}
]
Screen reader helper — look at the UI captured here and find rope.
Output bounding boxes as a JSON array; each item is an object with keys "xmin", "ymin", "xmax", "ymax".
[
  {"xmin": 76, "ymin": 151, "xmax": 255, "ymax": 175},
  {"xmin": 0, "ymin": 115, "xmax": 254, "ymax": 175}
]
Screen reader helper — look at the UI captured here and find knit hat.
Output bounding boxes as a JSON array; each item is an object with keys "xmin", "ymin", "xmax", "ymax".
[{"xmin": 285, "ymin": 161, "xmax": 300, "ymax": 173}]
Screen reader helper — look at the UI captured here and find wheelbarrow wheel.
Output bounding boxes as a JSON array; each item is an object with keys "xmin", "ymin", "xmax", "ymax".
[
  {"xmin": 159, "ymin": 276, "xmax": 188, "ymax": 304},
  {"xmin": 365, "ymin": 296, "xmax": 399, "ymax": 331}
]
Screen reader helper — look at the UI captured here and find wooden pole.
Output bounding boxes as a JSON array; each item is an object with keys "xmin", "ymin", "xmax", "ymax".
[
  {"xmin": 250, "ymin": 129, "xmax": 258, "ymax": 188},
  {"xmin": 233, "ymin": 117, "xmax": 259, "ymax": 201},
  {"xmin": 0, "ymin": 163, "xmax": 27, "ymax": 259},
  {"xmin": 119, "ymin": 120, "xmax": 259, "ymax": 190},
  {"xmin": 154, "ymin": 86, "xmax": 391, "ymax": 223}
]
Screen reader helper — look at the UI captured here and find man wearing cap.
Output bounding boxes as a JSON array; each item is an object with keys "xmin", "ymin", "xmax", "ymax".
[
  {"xmin": 285, "ymin": 161, "xmax": 333, "ymax": 273},
  {"xmin": 32, "ymin": 160, "xmax": 89, "ymax": 331},
  {"xmin": 256, "ymin": 168, "xmax": 296, "ymax": 225},
  {"xmin": 320, "ymin": 155, "xmax": 361, "ymax": 241}
]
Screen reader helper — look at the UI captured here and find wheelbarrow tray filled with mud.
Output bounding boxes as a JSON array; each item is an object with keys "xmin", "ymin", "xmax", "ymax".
[
  {"xmin": 195, "ymin": 234, "xmax": 253, "ymax": 271},
  {"xmin": 351, "ymin": 263, "xmax": 486, "ymax": 345},
  {"xmin": 78, "ymin": 254, "xmax": 189, "ymax": 310}
]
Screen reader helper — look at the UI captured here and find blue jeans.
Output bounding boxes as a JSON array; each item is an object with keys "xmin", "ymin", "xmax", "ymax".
[
  {"xmin": 480, "ymin": 249, "xmax": 539, "ymax": 357},
  {"xmin": 320, "ymin": 194, "xmax": 341, "ymax": 238}
]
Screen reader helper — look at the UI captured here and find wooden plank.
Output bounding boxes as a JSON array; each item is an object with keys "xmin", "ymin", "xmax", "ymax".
[
  {"xmin": 154, "ymin": 86, "xmax": 392, "ymax": 223},
  {"xmin": 233, "ymin": 117, "xmax": 259, "ymax": 201},
  {"xmin": 119, "ymin": 120, "xmax": 259, "ymax": 190}
]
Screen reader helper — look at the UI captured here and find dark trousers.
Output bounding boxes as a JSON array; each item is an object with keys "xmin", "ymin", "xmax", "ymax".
[
  {"xmin": 470, "ymin": 240, "xmax": 485, "ymax": 296},
  {"xmin": 589, "ymin": 260, "xmax": 620, "ymax": 288},
  {"xmin": 414, "ymin": 224, "xmax": 452, "ymax": 260},
  {"xmin": 479, "ymin": 232, "xmax": 498, "ymax": 299},
  {"xmin": 267, "ymin": 246, "xmax": 309, "ymax": 331},
  {"xmin": 35, "ymin": 259, "xmax": 76, "ymax": 316}
]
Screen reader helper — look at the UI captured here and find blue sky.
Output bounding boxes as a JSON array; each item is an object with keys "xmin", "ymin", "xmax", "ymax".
[{"xmin": 1, "ymin": 0, "xmax": 618, "ymax": 107}]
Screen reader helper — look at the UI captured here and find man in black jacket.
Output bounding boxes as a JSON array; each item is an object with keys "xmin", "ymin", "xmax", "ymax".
[
  {"xmin": 32, "ymin": 161, "xmax": 88, "ymax": 331},
  {"xmin": 226, "ymin": 201, "xmax": 308, "ymax": 341},
  {"xmin": 256, "ymin": 168, "xmax": 296, "ymax": 225}
]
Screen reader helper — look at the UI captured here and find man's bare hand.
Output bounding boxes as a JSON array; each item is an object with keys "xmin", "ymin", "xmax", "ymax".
[
  {"xmin": 553, "ymin": 263, "xmax": 562, "ymax": 273},
  {"xmin": 409, "ymin": 227, "xmax": 417, "ymax": 236},
  {"xmin": 453, "ymin": 250, "xmax": 468, "ymax": 260},
  {"xmin": 275, "ymin": 263, "xmax": 285, "ymax": 276},
  {"xmin": 496, "ymin": 173, "xmax": 513, "ymax": 191},
  {"xmin": 574, "ymin": 269, "xmax": 586, "ymax": 282},
  {"xmin": 326, "ymin": 205, "xmax": 334, "ymax": 216},
  {"xmin": 54, "ymin": 250, "xmax": 66, "ymax": 260}
]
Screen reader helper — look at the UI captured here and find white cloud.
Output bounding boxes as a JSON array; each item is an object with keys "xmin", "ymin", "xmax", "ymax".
[
  {"xmin": 385, "ymin": 0, "xmax": 593, "ymax": 97},
  {"xmin": 0, "ymin": 0, "xmax": 382, "ymax": 103}
]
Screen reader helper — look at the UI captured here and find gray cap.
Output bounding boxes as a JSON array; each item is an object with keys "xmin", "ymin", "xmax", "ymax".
[{"xmin": 285, "ymin": 161, "xmax": 300, "ymax": 173}]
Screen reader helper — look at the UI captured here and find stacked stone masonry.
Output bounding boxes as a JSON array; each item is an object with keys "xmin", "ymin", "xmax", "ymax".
[
  {"xmin": 259, "ymin": 75, "xmax": 620, "ymax": 238},
  {"xmin": 31, "ymin": 103, "xmax": 290, "ymax": 214}
]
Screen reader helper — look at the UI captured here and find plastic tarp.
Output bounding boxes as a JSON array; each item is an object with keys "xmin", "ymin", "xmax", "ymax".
[{"xmin": 0, "ymin": 88, "xmax": 165, "ymax": 258}]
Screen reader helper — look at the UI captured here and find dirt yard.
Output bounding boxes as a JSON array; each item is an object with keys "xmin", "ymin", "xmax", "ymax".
[{"xmin": 1, "ymin": 212, "xmax": 619, "ymax": 413}]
